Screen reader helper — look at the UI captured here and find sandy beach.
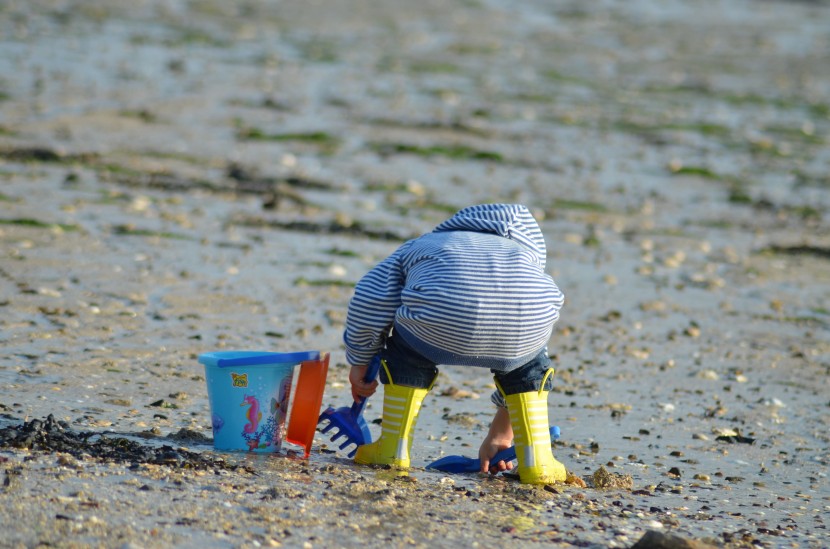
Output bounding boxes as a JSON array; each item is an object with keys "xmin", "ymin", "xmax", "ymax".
[{"xmin": 1, "ymin": 0, "xmax": 828, "ymax": 547}]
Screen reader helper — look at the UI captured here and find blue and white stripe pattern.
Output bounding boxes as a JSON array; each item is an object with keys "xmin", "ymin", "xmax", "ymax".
[{"xmin": 344, "ymin": 204, "xmax": 564, "ymax": 372}]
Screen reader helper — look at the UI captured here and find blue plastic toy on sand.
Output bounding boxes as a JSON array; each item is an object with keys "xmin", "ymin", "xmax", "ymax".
[{"xmin": 426, "ymin": 426, "xmax": 561, "ymax": 474}]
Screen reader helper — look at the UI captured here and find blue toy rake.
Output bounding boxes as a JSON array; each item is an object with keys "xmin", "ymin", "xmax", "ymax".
[
  {"xmin": 317, "ymin": 354, "xmax": 382, "ymax": 457},
  {"xmin": 426, "ymin": 426, "xmax": 561, "ymax": 473}
]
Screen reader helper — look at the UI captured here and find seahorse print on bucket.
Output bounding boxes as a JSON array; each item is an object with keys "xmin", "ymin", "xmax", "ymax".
[{"xmin": 241, "ymin": 394, "xmax": 262, "ymax": 434}]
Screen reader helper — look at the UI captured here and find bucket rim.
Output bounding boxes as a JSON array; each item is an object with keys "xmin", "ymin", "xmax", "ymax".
[{"xmin": 198, "ymin": 350, "xmax": 320, "ymax": 368}]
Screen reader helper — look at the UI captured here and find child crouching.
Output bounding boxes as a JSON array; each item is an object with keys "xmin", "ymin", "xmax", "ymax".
[{"xmin": 344, "ymin": 204, "xmax": 567, "ymax": 484}]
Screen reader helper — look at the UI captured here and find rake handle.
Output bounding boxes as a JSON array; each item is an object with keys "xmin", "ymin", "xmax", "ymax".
[{"xmin": 349, "ymin": 354, "xmax": 382, "ymax": 418}]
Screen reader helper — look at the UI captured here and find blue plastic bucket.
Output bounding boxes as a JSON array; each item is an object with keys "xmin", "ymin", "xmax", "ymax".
[{"xmin": 198, "ymin": 350, "xmax": 320, "ymax": 453}]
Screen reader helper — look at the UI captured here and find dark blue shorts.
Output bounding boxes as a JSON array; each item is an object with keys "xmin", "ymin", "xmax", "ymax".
[{"xmin": 379, "ymin": 330, "xmax": 553, "ymax": 396}]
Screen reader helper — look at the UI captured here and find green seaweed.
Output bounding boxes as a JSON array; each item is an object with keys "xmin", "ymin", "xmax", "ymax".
[
  {"xmin": 94, "ymin": 191, "xmax": 133, "ymax": 205},
  {"xmin": 757, "ymin": 244, "xmax": 830, "ymax": 261},
  {"xmin": 513, "ymin": 92, "xmax": 556, "ymax": 104},
  {"xmin": 0, "ymin": 148, "xmax": 64, "ymax": 163},
  {"xmin": 0, "ymin": 218, "xmax": 79, "ymax": 231},
  {"xmin": 728, "ymin": 186, "xmax": 752, "ymax": 204},
  {"xmin": 641, "ymin": 86, "xmax": 823, "ymax": 116},
  {"xmin": 720, "ymin": 93, "xmax": 829, "ymax": 117},
  {"xmin": 119, "ymin": 109, "xmax": 157, "ymax": 123},
  {"xmin": 670, "ymin": 166, "xmax": 722, "ymax": 180},
  {"xmin": 298, "ymin": 260, "xmax": 336, "ymax": 268},
  {"xmin": 809, "ymin": 103, "xmax": 829, "ymax": 118},
  {"xmin": 236, "ymin": 128, "xmax": 341, "ymax": 155},
  {"xmin": 720, "ymin": 92, "xmax": 787, "ymax": 107},
  {"xmin": 755, "ymin": 314, "xmax": 828, "ymax": 327},
  {"xmin": 793, "ymin": 171, "xmax": 830, "ymax": 189},
  {"xmin": 228, "ymin": 97, "xmax": 293, "ymax": 111},
  {"xmin": 673, "ymin": 122, "xmax": 732, "ymax": 137},
  {"xmin": 364, "ymin": 182, "xmax": 410, "ymax": 193},
  {"xmin": 293, "ymin": 277, "xmax": 355, "ymax": 288},
  {"xmin": 419, "ymin": 201, "xmax": 460, "ymax": 214},
  {"xmin": 542, "ymin": 69, "xmax": 593, "ymax": 87},
  {"xmin": 237, "ymin": 128, "xmax": 341, "ymax": 150},
  {"xmin": 361, "ymin": 117, "xmax": 492, "ymax": 138},
  {"xmin": 140, "ymin": 150, "xmax": 204, "ymax": 164},
  {"xmin": 762, "ymin": 124, "xmax": 825, "ymax": 145},
  {"xmin": 409, "ymin": 61, "xmax": 460, "ymax": 74},
  {"xmin": 695, "ymin": 219, "xmax": 735, "ymax": 229},
  {"xmin": 447, "ymin": 42, "xmax": 499, "ymax": 56},
  {"xmin": 746, "ymin": 139, "xmax": 794, "ymax": 158},
  {"xmin": 615, "ymin": 120, "xmax": 731, "ymax": 138},
  {"xmin": 164, "ymin": 28, "xmax": 228, "ymax": 48},
  {"xmin": 583, "ymin": 234, "xmax": 601, "ymax": 248},
  {"xmin": 112, "ymin": 224, "xmax": 191, "ymax": 240},
  {"xmin": 781, "ymin": 205, "xmax": 822, "ymax": 220},
  {"xmin": 97, "ymin": 163, "xmax": 145, "ymax": 178},
  {"xmin": 370, "ymin": 142, "xmax": 503, "ymax": 162},
  {"xmin": 324, "ymin": 248, "xmax": 360, "ymax": 257}
]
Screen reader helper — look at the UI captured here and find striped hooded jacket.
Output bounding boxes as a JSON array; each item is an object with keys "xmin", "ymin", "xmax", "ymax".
[{"xmin": 343, "ymin": 204, "xmax": 564, "ymax": 371}]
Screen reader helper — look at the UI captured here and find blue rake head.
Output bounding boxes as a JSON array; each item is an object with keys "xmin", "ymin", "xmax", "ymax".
[
  {"xmin": 318, "ymin": 402, "xmax": 373, "ymax": 457},
  {"xmin": 317, "ymin": 354, "xmax": 382, "ymax": 458}
]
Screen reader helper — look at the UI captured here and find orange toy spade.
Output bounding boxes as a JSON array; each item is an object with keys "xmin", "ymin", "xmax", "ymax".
[{"xmin": 285, "ymin": 353, "xmax": 330, "ymax": 458}]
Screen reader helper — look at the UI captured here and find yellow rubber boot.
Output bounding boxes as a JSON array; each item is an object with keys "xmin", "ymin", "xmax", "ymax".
[
  {"xmin": 354, "ymin": 374, "xmax": 429, "ymax": 470},
  {"xmin": 503, "ymin": 370, "xmax": 567, "ymax": 484}
]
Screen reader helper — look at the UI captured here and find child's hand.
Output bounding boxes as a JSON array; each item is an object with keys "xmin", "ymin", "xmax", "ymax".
[
  {"xmin": 349, "ymin": 364, "xmax": 379, "ymax": 402},
  {"xmin": 479, "ymin": 406, "xmax": 514, "ymax": 474},
  {"xmin": 479, "ymin": 438, "xmax": 514, "ymax": 475}
]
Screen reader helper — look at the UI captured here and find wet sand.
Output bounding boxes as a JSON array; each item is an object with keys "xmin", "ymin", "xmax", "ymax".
[{"xmin": 1, "ymin": 0, "xmax": 829, "ymax": 547}]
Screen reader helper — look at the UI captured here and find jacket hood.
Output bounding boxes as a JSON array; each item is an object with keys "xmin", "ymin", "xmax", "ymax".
[{"xmin": 433, "ymin": 204, "xmax": 547, "ymax": 268}]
